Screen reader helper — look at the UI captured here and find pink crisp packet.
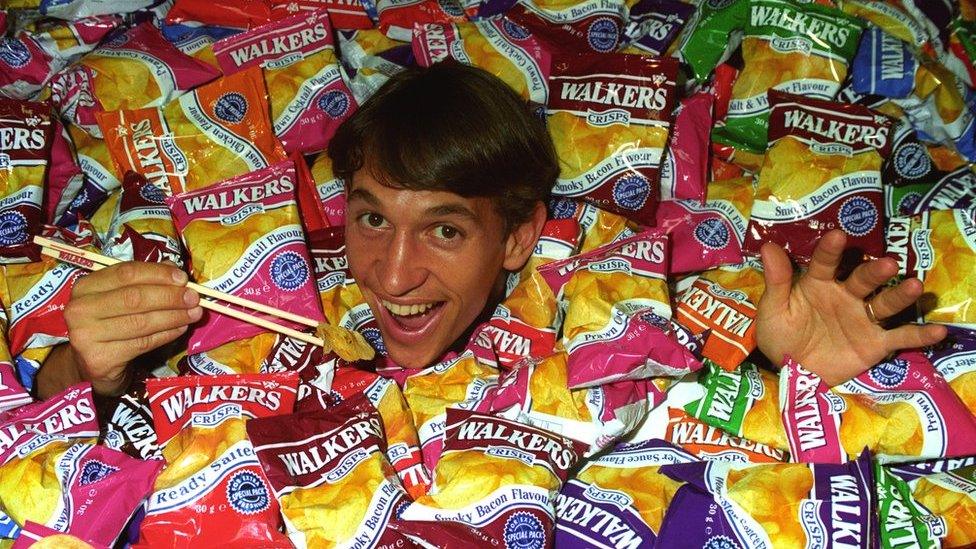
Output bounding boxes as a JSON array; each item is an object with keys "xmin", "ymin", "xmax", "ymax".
[
  {"xmin": 780, "ymin": 353, "xmax": 976, "ymax": 464},
  {"xmin": 45, "ymin": 121, "xmax": 84, "ymax": 225},
  {"xmin": 0, "ymin": 361, "xmax": 31, "ymax": 414},
  {"xmin": 212, "ymin": 10, "xmax": 358, "ymax": 154},
  {"xmin": 167, "ymin": 160, "xmax": 324, "ymax": 355},
  {"xmin": 10, "ymin": 444, "xmax": 163, "ymax": 548},
  {"xmin": 660, "ymin": 92, "xmax": 713, "ymax": 203}
]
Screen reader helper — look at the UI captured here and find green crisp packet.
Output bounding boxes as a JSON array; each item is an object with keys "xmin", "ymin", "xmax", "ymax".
[{"xmin": 671, "ymin": 0, "xmax": 749, "ymax": 83}]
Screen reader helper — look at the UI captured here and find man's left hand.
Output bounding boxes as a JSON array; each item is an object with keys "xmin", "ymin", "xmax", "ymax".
[{"xmin": 757, "ymin": 230, "xmax": 947, "ymax": 386}]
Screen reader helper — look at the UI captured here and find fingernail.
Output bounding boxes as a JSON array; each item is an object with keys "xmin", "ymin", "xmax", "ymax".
[
  {"xmin": 188, "ymin": 307, "xmax": 203, "ymax": 321},
  {"xmin": 172, "ymin": 269, "xmax": 188, "ymax": 284},
  {"xmin": 183, "ymin": 288, "xmax": 198, "ymax": 306}
]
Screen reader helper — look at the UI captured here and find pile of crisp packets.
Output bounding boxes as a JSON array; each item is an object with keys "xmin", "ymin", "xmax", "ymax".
[{"xmin": 1, "ymin": 0, "xmax": 976, "ymax": 547}]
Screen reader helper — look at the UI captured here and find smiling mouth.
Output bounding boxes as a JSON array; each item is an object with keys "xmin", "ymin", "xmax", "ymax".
[{"xmin": 379, "ymin": 299, "xmax": 446, "ymax": 332}]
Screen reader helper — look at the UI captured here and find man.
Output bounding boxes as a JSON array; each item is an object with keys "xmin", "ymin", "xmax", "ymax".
[{"xmin": 37, "ymin": 63, "xmax": 947, "ymax": 398}]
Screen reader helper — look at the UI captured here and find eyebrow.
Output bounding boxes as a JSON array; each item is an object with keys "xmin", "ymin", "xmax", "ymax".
[
  {"xmin": 424, "ymin": 203, "xmax": 479, "ymax": 221},
  {"xmin": 347, "ymin": 188, "xmax": 379, "ymax": 206}
]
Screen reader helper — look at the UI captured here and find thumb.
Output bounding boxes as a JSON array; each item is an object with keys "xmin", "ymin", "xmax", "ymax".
[{"xmin": 759, "ymin": 241, "xmax": 793, "ymax": 310}]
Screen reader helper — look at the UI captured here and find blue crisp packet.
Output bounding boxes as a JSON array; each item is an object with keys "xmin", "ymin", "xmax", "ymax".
[{"xmin": 852, "ymin": 27, "xmax": 917, "ymax": 99}]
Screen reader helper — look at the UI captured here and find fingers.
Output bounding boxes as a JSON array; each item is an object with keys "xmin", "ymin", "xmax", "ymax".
[
  {"xmin": 883, "ymin": 323, "xmax": 948, "ymax": 353},
  {"xmin": 68, "ymin": 284, "xmax": 199, "ymax": 323},
  {"xmin": 759, "ymin": 241, "xmax": 793, "ymax": 308},
  {"xmin": 844, "ymin": 257, "xmax": 899, "ymax": 299},
  {"xmin": 73, "ymin": 261, "xmax": 187, "ymax": 297},
  {"xmin": 869, "ymin": 278, "xmax": 923, "ymax": 320},
  {"xmin": 77, "ymin": 326, "xmax": 190, "ymax": 377},
  {"xmin": 806, "ymin": 230, "xmax": 847, "ymax": 281},
  {"xmin": 90, "ymin": 307, "xmax": 203, "ymax": 342}
]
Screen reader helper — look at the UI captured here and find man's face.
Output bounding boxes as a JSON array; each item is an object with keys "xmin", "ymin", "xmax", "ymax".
[{"xmin": 345, "ymin": 172, "xmax": 529, "ymax": 368}]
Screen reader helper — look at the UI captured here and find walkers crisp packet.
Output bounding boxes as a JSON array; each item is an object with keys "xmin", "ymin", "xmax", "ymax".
[
  {"xmin": 0, "ymin": 98, "xmax": 53, "ymax": 263},
  {"xmin": 666, "ymin": 409, "xmax": 788, "ymax": 463},
  {"xmin": 168, "ymin": 161, "xmax": 324, "ymax": 355},
  {"xmin": 137, "ymin": 373, "xmax": 298, "ymax": 548},
  {"xmin": 98, "ymin": 67, "xmax": 287, "ymax": 196},
  {"xmin": 547, "ymin": 53, "xmax": 679, "ymax": 226}
]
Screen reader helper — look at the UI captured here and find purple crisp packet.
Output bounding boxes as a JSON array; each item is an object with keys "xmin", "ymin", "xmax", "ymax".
[
  {"xmin": 658, "ymin": 451, "xmax": 876, "ymax": 548},
  {"xmin": 624, "ymin": 0, "xmax": 696, "ymax": 57}
]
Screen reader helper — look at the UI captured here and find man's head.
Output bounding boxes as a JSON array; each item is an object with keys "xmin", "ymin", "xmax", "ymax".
[{"xmin": 328, "ymin": 62, "xmax": 558, "ymax": 368}]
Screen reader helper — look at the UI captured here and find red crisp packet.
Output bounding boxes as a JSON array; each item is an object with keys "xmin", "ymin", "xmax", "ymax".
[
  {"xmin": 248, "ymin": 395, "xmax": 414, "ymax": 548},
  {"xmin": 505, "ymin": 0, "xmax": 628, "ymax": 54},
  {"xmin": 269, "ymin": 0, "xmax": 373, "ymax": 30},
  {"xmin": 660, "ymin": 92, "xmax": 713, "ymax": 203},
  {"xmin": 212, "ymin": 9, "xmax": 358, "ymax": 155},
  {"xmin": 166, "ymin": 0, "xmax": 273, "ymax": 29},
  {"xmin": 292, "ymin": 152, "xmax": 329, "ymax": 233},
  {"xmin": 102, "ymin": 171, "xmax": 183, "ymax": 265},
  {"xmin": 0, "ymin": 98, "xmax": 53, "ymax": 263},
  {"xmin": 137, "ymin": 373, "xmax": 298, "ymax": 548},
  {"xmin": 744, "ymin": 90, "xmax": 893, "ymax": 262},
  {"xmin": 44, "ymin": 121, "xmax": 84, "ymax": 225},
  {"xmin": 381, "ymin": 0, "xmax": 466, "ymax": 41}
]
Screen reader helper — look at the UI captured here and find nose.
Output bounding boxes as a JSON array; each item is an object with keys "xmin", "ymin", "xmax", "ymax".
[{"xmin": 376, "ymin": 229, "xmax": 427, "ymax": 297}]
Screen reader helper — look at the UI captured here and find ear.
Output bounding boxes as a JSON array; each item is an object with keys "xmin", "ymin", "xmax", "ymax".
[{"xmin": 502, "ymin": 201, "xmax": 547, "ymax": 271}]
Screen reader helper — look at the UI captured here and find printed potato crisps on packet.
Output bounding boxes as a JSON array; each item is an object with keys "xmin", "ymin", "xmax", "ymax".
[
  {"xmin": 213, "ymin": 10, "xmax": 359, "ymax": 155},
  {"xmin": 0, "ymin": 384, "xmax": 99, "ymax": 541},
  {"xmin": 248, "ymin": 395, "xmax": 415, "ymax": 549},
  {"xmin": 98, "ymin": 66, "xmax": 288, "ymax": 196},
  {"xmin": 412, "ymin": 18, "xmax": 551, "ymax": 105},
  {"xmin": 48, "ymin": 22, "xmax": 220, "ymax": 138},
  {"xmin": 137, "ymin": 372, "xmax": 298, "ymax": 548},
  {"xmin": 167, "ymin": 160, "xmax": 324, "ymax": 355},
  {"xmin": 683, "ymin": 360, "xmax": 789, "ymax": 452},
  {"xmin": 656, "ymin": 451, "xmax": 876, "ymax": 548},
  {"xmin": 780, "ymin": 353, "xmax": 976, "ymax": 463},
  {"xmin": 873, "ymin": 461, "xmax": 951, "ymax": 549},
  {"xmin": 397, "ymin": 408, "xmax": 585, "ymax": 548},
  {"xmin": 840, "ymin": 0, "xmax": 935, "ymax": 54},
  {"xmin": 655, "ymin": 174, "xmax": 755, "ymax": 274},
  {"xmin": 0, "ymin": 98, "xmax": 53, "ymax": 263},
  {"xmin": 547, "ymin": 197, "xmax": 636, "ymax": 253},
  {"xmin": 555, "ymin": 439, "xmax": 695, "ymax": 548},
  {"xmin": 905, "ymin": 461, "xmax": 976, "ymax": 548},
  {"xmin": 176, "ymin": 332, "xmax": 280, "ymax": 375},
  {"xmin": 744, "ymin": 90, "xmax": 893, "ymax": 262},
  {"xmin": 927, "ymin": 326, "xmax": 976, "ymax": 416},
  {"xmin": 402, "ymin": 351, "xmax": 499, "ymax": 472},
  {"xmin": 666, "ymin": 408, "xmax": 788, "ymax": 463},
  {"xmin": 547, "ymin": 53, "xmax": 679, "ymax": 226},
  {"xmin": 713, "ymin": 0, "xmax": 864, "ymax": 154}
]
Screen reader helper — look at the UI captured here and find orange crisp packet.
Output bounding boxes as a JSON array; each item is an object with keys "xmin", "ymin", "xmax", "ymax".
[{"xmin": 98, "ymin": 67, "xmax": 287, "ymax": 196}]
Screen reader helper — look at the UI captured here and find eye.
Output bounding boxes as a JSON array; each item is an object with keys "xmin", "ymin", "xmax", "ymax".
[
  {"xmin": 359, "ymin": 212, "xmax": 387, "ymax": 229},
  {"xmin": 433, "ymin": 224, "xmax": 461, "ymax": 241}
]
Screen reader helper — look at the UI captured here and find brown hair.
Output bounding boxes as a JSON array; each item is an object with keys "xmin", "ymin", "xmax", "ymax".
[{"xmin": 328, "ymin": 62, "xmax": 558, "ymax": 231}]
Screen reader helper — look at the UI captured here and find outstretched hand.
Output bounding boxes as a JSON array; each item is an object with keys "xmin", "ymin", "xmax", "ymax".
[{"xmin": 756, "ymin": 230, "xmax": 947, "ymax": 386}]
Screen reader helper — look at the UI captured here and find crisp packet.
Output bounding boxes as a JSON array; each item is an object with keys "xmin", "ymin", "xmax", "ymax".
[
  {"xmin": 503, "ymin": 0, "xmax": 629, "ymax": 54},
  {"xmin": 659, "ymin": 91, "xmax": 713, "ymax": 204},
  {"xmin": 927, "ymin": 326, "xmax": 976, "ymax": 416},
  {"xmin": 175, "ymin": 333, "xmax": 278, "ymax": 375},
  {"xmin": 881, "ymin": 121, "xmax": 958, "ymax": 217},
  {"xmin": 44, "ymin": 122, "xmax": 83, "ymax": 226},
  {"xmin": 247, "ymin": 395, "xmax": 414, "ymax": 549},
  {"xmin": 402, "ymin": 351, "xmax": 499, "ymax": 472},
  {"xmin": 48, "ymin": 22, "xmax": 220, "ymax": 138},
  {"xmin": 946, "ymin": 17, "xmax": 976, "ymax": 87},
  {"xmin": 620, "ymin": 0, "xmax": 695, "ymax": 57},
  {"xmin": 547, "ymin": 53, "xmax": 679, "ymax": 226},
  {"xmin": 213, "ymin": 10, "xmax": 358, "ymax": 155},
  {"xmin": 547, "ymin": 198, "xmax": 636, "ymax": 253},
  {"xmin": 397, "ymin": 408, "xmax": 585, "ymax": 547},
  {"xmin": 103, "ymin": 391, "xmax": 161, "ymax": 461},
  {"xmin": 0, "ymin": 98, "xmax": 53, "ymax": 263},
  {"xmin": 137, "ymin": 372, "xmax": 298, "ymax": 548},
  {"xmin": 656, "ymin": 451, "xmax": 875, "ymax": 548},
  {"xmin": 308, "ymin": 153, "xmax": 346, "ymax": 227},
  {"xmin": 713, "ymin": 0, "xmax": 864, "ymax": 154},
  {"xmin": 684, "ymin": 360, "xmax": 788, "ymax": 452},
  {"xmin": 670, "ymin": 0, "xmax": 749, "ymax": 83},
  {"xmin": 874, "ymin": 462, "xmax": 946, "ymax": 549},
  {"xmin": 165, "ymin": 0, "xmax": 273, "ymax": 29},
  {"xmin": 379, "ymin": 0, "xmax": 465, "ymax": 42},
  {"xmin": 167, "ymin": 160, "xmax": 324, "ymax": 355},
  {"xmin": 907, "ymin": 461, "xmax": 976, "ymax": 548},
  {"xmin": 412, "ymin": 18, "xmax": 550, "ymax": 105},
  {"xmin": 336, "ymin": 29, "xmax": 411, "ymax": 104},
  {"xmin": 655, "ymin": 175, "xmax": 754, "ymax": 274},
  {"xmin": 269, "ymin": 0, "xmax": 374, "ymax": 30},
  {"xmin": 65, "ymin": 125, "xmax": 122, "ymax": 217},
  {"xmin": 487, "ymin": 349, "xmax": 667, "ymax": 455},
  {"xmin": 101, "ymin": 171, "xmax": 182, "ymax": 264},
  {"xmin": 841, "ymin": 0, "xmax": 934, "ymax": 54},
  {"xmin": 98, "ymin": 66, "xmax": 287, "ymax": 196},
  {"xmin": 886, "ymin": 209, "xmax": 976, "ymax": 327},
  {"xmin": 666, "ymin": 409, "xmax": 788, "ymax": 464},
  {"xmin": 744, "ymin": 90, "xmax": 892, "ymax": 262},
  {"xmin": 851, "ymin": 27, "xmax": 920, "ymax": 100},
  {"xmin": 0, "ymin": 356, "xmax": 30, "ymax": 414},
  {"xmin": 0, "ymin": 384, "xmax": 99, "ymax": 540},
  {"xmin": 780, "ymin": 354, "xmax": 976, "ymax": 463},
  {"xmin": 555, "ymin": 439, "xmax": 696, "ymax": 548}
]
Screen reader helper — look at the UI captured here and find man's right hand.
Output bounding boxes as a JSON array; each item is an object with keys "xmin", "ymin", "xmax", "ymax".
[{"xmin": 42, "ymin": 262, "xmax": 202, "ymax": 397}]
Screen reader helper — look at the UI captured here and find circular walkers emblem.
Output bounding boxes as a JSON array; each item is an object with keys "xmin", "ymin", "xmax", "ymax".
[
  {"xmin": 869, "ymin": 358, "xmax": 909, "ymax": 388},
  {"xmin": 502, "ymin": 19, "xmax": 531, "ymax": 41},
  {"xmin": 587, "ymin": 18, "xmax": 619, "ymax": 53},
  {"xmin": 270, "ymin": 251, "xmax": 310, "ymax": 291},
  {"xmin": 702, "ymin": 535, "xmax": 738, "ymax": 549},
  {"xmin": 694, "ymin": 217, "xmax": 731, "ymax": 250},
  {"xmin": 837, "ymin": 196, "xmax": 878, "ymax": 237},
  {"xmin": 612, "ymin": 174, "xmax": 650, "ymax": 211},
  {"xmin": 893, "ymin": 142, "xmax": 931, "ymax": 180},
  {"xmin": 79, "ymin": 460, "xmax": 120, "ymax": 486},
  {"xmin": 549, "ymin": 198, "xmax": 577, "ymax": 220},
  {"xmin": 897, "ymin": 191, "xmax": 922, "ymax": 216},
  {"xmin": 318, "ymin": 90, "xmax": 350, "ymax": 119},
  {"xmin": 0, "ymin": 38, "xmax": 31, "ymax": 68},
  {"xmin": 362, "ymin": 326, "xmax": 387, "ymax": 356},
  {"xmin": 0, "ymin": 211, "xmax": 28, "ymax": 247},
  {"xmin": 226, "ymin": 470, "xmax": 271, "ymax": 515},
  {"xmin": 139, "ymin": 183, "xmax": 167, "ymax": 205},
  {"xmin": 213, "ymin": 92, "xmax": 249, "ymax": 124},
  {"xmin": 69, "ymin": 189, "xmax": 89, "ymax": 210},
  {"xmin": 503, "ymin": 512, "xmax": 546, "ymax": 549},
  {"xmin": 436, "ymin": 0, "xmax": 464, "ymax": 17}
]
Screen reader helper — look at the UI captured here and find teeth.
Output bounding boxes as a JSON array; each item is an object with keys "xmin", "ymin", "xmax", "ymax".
[{"xmin": 381, "ymin": 300, "xmax": 436, "ymax": 316}]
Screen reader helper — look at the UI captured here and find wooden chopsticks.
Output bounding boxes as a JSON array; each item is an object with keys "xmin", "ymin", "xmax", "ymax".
[{"xmin": 34, "ymin": 236, "xmax": 327, "ymax": 348}]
